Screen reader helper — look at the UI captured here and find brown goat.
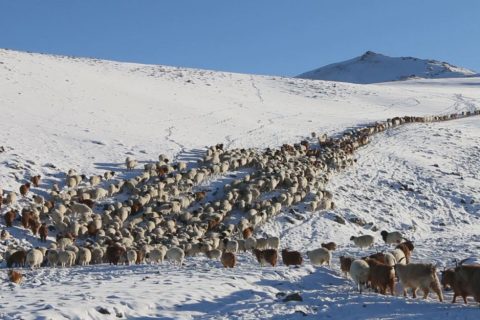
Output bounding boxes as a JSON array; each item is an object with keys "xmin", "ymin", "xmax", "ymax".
[
  {"xmin": 362, "ymin": 252, "xmax": 387, "ymax": 264},
  {"xmin": 321, "ymin": 242, "xmax": 338, "ymax": 251},
  {"xmin": 281, "ymin": 249, "xmax": 303, "ymax": 266},
  {"xmin": 30, "ymin": 175, "xmax": 41, "ymax": 187},
  {"xmin": 365, "ymin": 258, "xmax": 395, "ymax": 295},
  {"xmin": 44, "ymin": 201, "xmax": 55, "ymax": 212},
  {"xmin": 21, "ymin": 211, "xmax": 34, "ymax": 229},
  {"xmin": 221, "ymin": 250, "xmax": 237, "ymax": 268},
  {"xmin": 253, "ymin": 249, "xmax": 278, "ymax": 267},
  {"xmin": 106, "ymin": 245, "xmax": 126, "ymax": 265},
  {"xmin": 7, "ymin": 250, "xmax": 27, "ymax": 268},
  {"xmin": 396, "ymin": 240, "xmax": 415, "ymax": 264},
  {"xmin": 4, "ymin": 210, "xmax": 16, "ymax": 227},
  {"xmin": 195, "ymin": 191, "xmax": 207, "ymax": 202},
  {"xmin": 454, "ymin": 264, "xmax": 480, "ymax": 305},
  {"xmin": 136, "ymin": 250, "xmax": 144, "ymax": 265},
  {"xmin": 29, "ymin": 218, "xmax": 41, "ymax": 236},
  {"xmin": 9, "ymin": 270, "xmax": 22, "ymax": 284},
  {"xmin": 242, "ymin": 226, "xmax": 254, "ymax": 239},
  {"xmin": 39, "ymin": 223, "xmax": 48, "ymax": 242},
  {"xmin": 441, "ymin": 268, "xmax": 469, "ymax": 304},
  {"xmin": 19, "ymin": 183, "xmax": 31, "ymax": 197},
  {"xmin": 339, "ymin": 256, "xmax": 356, "ymax": 277},
  {"xmin": 87, "ymin": 225, "xmax": 97, "ymax": 237},
  {"xmin": 78, "ymin": 197, "xmax": 95, "ymax": 209}
]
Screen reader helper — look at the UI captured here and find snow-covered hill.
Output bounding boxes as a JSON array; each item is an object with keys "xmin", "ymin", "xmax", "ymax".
[
  {"xmin": 296, "ymin": 51, "xmax": 478, "ymax": 84},
  {"xmin": 1, "ymin": 48, "xmax": 480, "ymax": 319}
]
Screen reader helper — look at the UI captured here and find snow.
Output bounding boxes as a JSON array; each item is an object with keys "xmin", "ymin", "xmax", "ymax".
[
  {"xmin": 296, "ymin": 51, "xmax": 479, "ymax": 84},
  {"xmin": 1, "ymin": 48, "xmax": 480, "ymax": 319}
]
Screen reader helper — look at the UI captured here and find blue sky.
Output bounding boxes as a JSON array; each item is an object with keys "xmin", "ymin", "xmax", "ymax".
[{"xmin": 1, "ymin": 1, "xmax": 478, "ymax": 76}]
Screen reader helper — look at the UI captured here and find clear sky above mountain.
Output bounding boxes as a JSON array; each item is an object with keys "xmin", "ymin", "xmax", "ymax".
[{"xmin": 1, "ymin": 1, "xmax": 478, "ymax": 77}]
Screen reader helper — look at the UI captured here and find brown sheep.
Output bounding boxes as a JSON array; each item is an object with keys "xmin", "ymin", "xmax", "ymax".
[
  {"xmin": 78, "ymin": 197, "xmax": 95, "ymax": 209},
  {"xmin": 242, "ymin": 226, "xmax": 254, "ymax": 239},
  {"xmin": 9, "ymin": 270, "xmax": 22, "ymax": 284},
  {"xmin": 30, "ymin": 218, "xmax": 41, "ymax": 236},
  {"xmin": 30, "ymin": 175, "xmax": 41, "ymax": 187},
  {"xmin": 19, "ymin": 183, "xmax": 31, "ymax": 197},
  {"xmin": 441, "ymin": 268, "xmax": 469, "ymax": 304},
  {"xmin": 339, "ymin": 256, "xmax": 356, "ymax": 277},
  {"xmin": 21, "ymin": 211, "xmax": 34, "ymax": 229},
  {"xmin": 362, "ymin": 252, "xmax": 387, "ymax": 264},
  {"xmin": 4, "ymin": 210, "xmax": 16, "ymax": 227},
  {"xmin": 396, "ymin": 240, "xmax": 415, "ymax": 264},
  {"xmin": 253, "ymin": 249, "xmax": 278, "ymax": 267},
  {"xmin": 87, "ymin": 225, "xmax": 97, "ymax": 237},
  {"xmin": 221, "ymin": 250, "xmax": 237, "ymax": 268},
  {"xmin": 321, "ymin": 242, "xmax": 338, "ymax": 251},
  {"xmin": 39, "ymin": 223, "xmax": 48, "ymax": 242},
  {"xmin": 106, "ymin": 245, "xmax": 126, "ymax": 265},
  {"xmin": 281, "ymin": 249, "xmax": 303, "ymax": 266},
  {"xmin": 44, "ymin": 201, "xmax": 55, "ymax": 212},
  {"xmin": 365, "ymin": 258, "xmax": 395, "ymax": 295},
  {"xmin": 7, "ymin": 250, "xmax": 27, "ymax": 268}
]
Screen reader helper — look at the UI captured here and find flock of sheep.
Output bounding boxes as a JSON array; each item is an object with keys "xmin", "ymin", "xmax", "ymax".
[{"xmin": 1, "ymin": 110, "xmax": 480, "ymax": 307}]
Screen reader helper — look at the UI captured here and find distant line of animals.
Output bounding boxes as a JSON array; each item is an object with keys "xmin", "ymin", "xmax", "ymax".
[{"xmin": 1, "ymin": 109, "xmax": 479, "ymax": 306}]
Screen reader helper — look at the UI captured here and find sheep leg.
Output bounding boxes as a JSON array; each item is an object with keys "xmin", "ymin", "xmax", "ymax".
[
  {"xmin": 412, "ymin": 288, "xmax": 418, "ymax": 299},
  {"xmin": 431, "ymin": 285, "xmax": 443, "ymax": 302},
  {"xmin": 462, "ymin": 295, "xmax": 468, "ymax": 304},
  {"xmin": 403, "ymin": 289, "xmax": 408, "ymax": 297},
  {"xmin": 422, "ymin": 288, "xmax": 430, "ymax": 300}
]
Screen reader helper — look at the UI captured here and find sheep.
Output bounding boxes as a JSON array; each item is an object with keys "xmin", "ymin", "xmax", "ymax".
[
  {"xmin": 7, "ymin": 250, "xmax": 27, "ymax": 268},
  {"xmin": 221, "ymin": 250, "xmax": 237, "ymax": 268},
  {"xmin": 125, "ymin": 156, "xmax": 138, "ymax": 171},
  {"xmin": 92, "ymin": 248, "xmax": 104, "ymax": 265},
  {"xmin": 253, "ymin": 249, "xmax": 278, "ymax": 267},
  {"xmin": 321, "ymin": 242, "xmax": 338, "ymax": 251},
  {"xmin": 19, "ymin": 183, "xmax": 31, "ymax": 197},
  {"xmin": 78, "ymin": 248, "xmax": 92, "ymax": 266},
  {"xmin": 380, "ymin": 230, "xmax": 403, "ymax": 246},
  {"xmin": 1, "ymin": 229, "xmax": 10, "ymax": 240},
  {"xmin": 58, "ymin": 250, "xmax": 76, "ymax": 267},
  {"xmin": 255, "ymin": 238, "xmax": 268, "ymax": 250},
  {"xmin": 4, "ymin": 210, "xmax": 16, "ymax": 227},
  {"xmin": 392, "ymin": 248, "xmax": 407, "ymax": 266},
  {"xmin": 127, "ymin": 250, "xmax": 137, "ymax": 266},
  {"xmin": 104, "ymin": 171, "xmax": 115, "ymax": 180},
  {"xmin": 33, "ymin": 195, "xmax": 45, "ymax": 205},
  {"xmin": 350, "ymin": 259, "xmax": 370, "ymax": 293},
  {"xmin": 89, "ymin": 175, "xmax": 102, "ymax": 186},
  {"xmin": 306, "ymin": 248, "xmax": 332, "ymax": 268},
  {"xmin": 26, "ymin": 249, "xmax": 44, "ymax": 269},
  {"xmin": 454, "ymin": 262, "xmax": 480, "ymax": 305},
  {"xmin": 441, "ymin": 268, "xmax": 469, "ymax": 304},
  {"xmin": 244, "ymin": 237, "xmax": 257, "ymax": 251},
  {"xmin": 106, "ymin": 245, "xmax": 125, "ymax": 265},
  {"xmin": 205, "ymin": 249, "xmax": 222, "ymax": 259},
  {"xmin": 242, "ymin": 226, "xmax": 253, "ymax": 239},
  {"xmin": 339, "ymin": 256, "xmax": 357, "ymax": 278},
  {"xmin": 350, "ymin": 235, "xmax": 375, "ymax": 249},
  {"xmin": 394, "ymin": 258, "xmax": 443, "ymax": 302},
  {"xmin": 226, "ymin": 240, "xmax": 239, "ymax": 253},
  {"xmin": 6, "ymin": 192, "xmax": 17, "ymax": 205},
  {"xmin": 267, "ymin": 236, "xmax": 280, "ymax": 250},
  {"xmin": 47, "ymin": 249, "xmax": 59, "ymax": 267},
  {"xmin": 385, "ymin": 253, "xmax": 397, "ymax": 267},
  {"xmin": 281, "ymin": 249, "xmax": 303, "ymax": 266},
  {"xmin": 30, "ymin": 175, "xmax": 42, "ymax": 188},
  {"xmin": 395, "ymin": 240, "xmax": 415, "ymax": 264},
  {"xmin": 9, "ymin": 270, "xmax": 22, "ymax": 284},
  {"xmin": 166, "ymin": 247, "xmax": 185, "ymax": 267}
]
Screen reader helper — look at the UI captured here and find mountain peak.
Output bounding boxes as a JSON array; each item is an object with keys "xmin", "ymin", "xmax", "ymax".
[{"xmin": 297, "ymin": 52, "xmax": 478, "ymax": 84}]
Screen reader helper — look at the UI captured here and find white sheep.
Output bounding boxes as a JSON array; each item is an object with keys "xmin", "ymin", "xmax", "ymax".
[
  {"xmin": 267, "ymin": 236, "xmax": 280, "ymax": 250},
  {"xmin": 127, "ymin": 250, "xmax": 137, "ymax": 266},
  {"xmin": 58, "ymin": 250, "xmax": 76, "ymax": 267},
  {"xmin": 92, "ymin": 247, "xmax": 104, "ymax": 264},
  {"xmin": 394, "ymin": 260, "xmax": 444, "ymax": 301},
  {"xmin": 104, "ymin": 171, "xmax": 115, "ymax": 180},
  {"xmin": 255, "ymin": 238, "xmax": 268, "ymax": 250},
  {"xmin": 350, "ymin": 235, "xmax": 375, "ymax": 249},
  {"xmin": 5, "ymin": 192, "xmax": 17, "ymax": 205},
  {"xmin": 47, "ymin": 249, "xmax": 59, "ymax": 267},
  {"xmin": 89, "ymin": 175, "xmax": 102, "ymax": 187},
  {"xmin": 78, "ymin": 248, "xmax": 92, "ymax": 266},
  {"xmin": 380, "ymin": 230, "xmax": 404, "ymax": 246},
  {"xmin": 391, "ymin": 248, "xmax": 407, "ymax": 265},
  {"xmin": 148, "ymin": 248, "xmax": 166, "ymax": 264},
  {"xmin": 350, "ymin": 259, "xmax": 370, "ymax": 293},
  {"xmin": 245, "ymin": 237, "xmax": 257, "ymax": 251},
  {"xmin": 125, "ymin": 157, "xmax": 138, "ymax": 171},
  {"xmin": 205, "ymin": 249, "xmax": 222, "ymax": 259},
  {"xmin": 70, "ymin": 203, "xmax": 92, "ymax": 216},
  {"xmin": 306, "ymin": 248, "xmax": 332, "ymax": 268},
  {"xmin": 166, "ymin": 247, "xmax": 185, "ymax": 267},
  {"xmin": 385, "ymin": 252, "xmax": 397, "ymax": 266},
  {"xmin": 226, "ymin": 240, "xmax": 239, "ymax": 253},
  {"xmin": 27, "ymin": 249, "xmax": 44, "ymax": 269}
]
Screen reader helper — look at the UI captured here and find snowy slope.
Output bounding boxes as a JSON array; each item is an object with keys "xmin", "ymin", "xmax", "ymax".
[
  {"xmin": 296, "ymin": 51, "xmax": 479, "ymax": 84},
  {"xmin": 1, "ymin": 48, "xmax": 480, "ymax": 319}
]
